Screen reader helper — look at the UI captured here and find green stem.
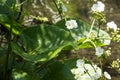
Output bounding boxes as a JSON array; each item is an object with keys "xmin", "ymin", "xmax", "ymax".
[
  {"xmin": 83, "ymin": 39, "xmax": 96, "ymax": 48},
  {"xmin": 97, "ymin": 23, "xmax": 101, "ymax": 37},
  {"xmin": 53, "ymin": 0, "xmax": 63, "ymax": 19},
  {"xmin": 87, "ymin": 19, "xmax": 95, "ymax": 39},
  {"xmin": 83, "ymin": 65, "xmax": 92, "ymax": 78},
  {"xmin": 4, "ymin": 0, "xmax": 16, "ymax": 80},
  {"xmin": 4, "ymin": 19, "xmax": 13, "ymax": 80},
  {"xmin": 99, "ymin": 59, "xmax": 103, "ymax": 78},
  {"xmin": 100, "ymin": 59, "xmax": 103, "ymax": 72},
  {"xmin": 90, "ymin": 63, "xmax": 97, "ymax": 72}
]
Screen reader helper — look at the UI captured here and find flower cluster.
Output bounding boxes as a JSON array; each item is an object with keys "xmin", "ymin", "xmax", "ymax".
[
  {"xmin": 71, "ymin": 59, "xmax": 100, "ymax": 80},
  {"xmin": 71, "ymin": 59, "xmax": 111, "ymax": 80},
  {"xmin": 107, "ymin": 21, "xmax": 117, "ymax": 32},
  {"xmin": 65, "ymin": 20, "xmax": 78, "ymax": 29},
  {"xmin": 95, "ymin": 47, "xmax": 104, "ymax": 57},
  {"xmin": 111, "ymin": 59, "xmax": 120, "ymax": 73},
  {"xmin": 95, "ymin": 47, "xmax": 112, "ymax": 59},
  {"xmin": 91, "ymin": 1, "xmax": 105, "ymax": 12},
  {"xmin": 104, "ymin": 71, "xmax": 111, "ymax": 80}
]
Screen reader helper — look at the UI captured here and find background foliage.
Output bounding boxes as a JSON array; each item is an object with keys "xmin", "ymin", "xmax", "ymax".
[{"xmin": 0, "ymin": 0, "xmax": 120, "ymax": 80}]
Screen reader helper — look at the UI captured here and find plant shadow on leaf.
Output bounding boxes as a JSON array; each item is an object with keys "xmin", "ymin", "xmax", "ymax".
[{"xmin": 11, "ymin": 24, "xmax": 76, "ymax": 62}]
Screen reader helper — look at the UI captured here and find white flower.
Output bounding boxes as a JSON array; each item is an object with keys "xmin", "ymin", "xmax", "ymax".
[
  {"xmin": 95, "ymin": 47, "xmax": 104, "ymax": 57},
  {"xmin": 71, "ymin": 59, "xmax": 102, "ymax": 80},
  {"xmin": 76, "ymin": 59, "xmax": 85, "ymax": 68},
  {"xmin": 65, "ymin": 20, "xmax": 78, "ymax": 29},
  {"xmin": 107, "ymin": 21, "xmax": 117, "ymax": 31},
  {"xmin": 84, "ymin": 64, "xmax": 102, "ymax": 79},
  {"xmin": 93, "ymin": 73, "xmax": 101, "ymax": 79},
  {"xmin": 93, "ymin": 67, "xmax": 102, "ymax": 79},
  {"xmin": 71, "ymin": 68, "xmax": 80, "ymax": 75},
  {"xmin": 91, "ymin": 1, "xmax": 105, "ymax": 12},
  {"xmin": 104, "ymin": 71, "xmax": 111, "ymax": 79},
  {"xmin": 103, "ymin": 39, "xmax": 111, "ymax": 45},
  {"xmin": 79, "ymin": 74, "xmax": 91, "ymax": 80},
  {"xmin": 100, "ymin": 39, "xmax": 111, "ymax": 45}
]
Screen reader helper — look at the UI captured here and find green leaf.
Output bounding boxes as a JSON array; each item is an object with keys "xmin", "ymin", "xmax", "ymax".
[
  {"xmin": 12, "ymin": 61, "xmax": 75, "ymax": 80},
  {"xmin": 12, "ymin": 70, "xmax": 40, "ymax": 80},
  {"xmin": 12, "ymin": 61, "xmax": 40, "ymax": 80},
  {"xmin": 55, "ymin": 19, "xmax": 90, "ymax": 40},
  {"xmin": 77, "ymin": 38, "xmax": 105, "ymax": 48},
  {"xmin": 11, "ymin": 24, "xmax": 75, "ymax": 62},
  {"xmin": 0, "ymin": 14, "xmax": 9, "ymax": 22},
  {"xmin": 0, "ymin": 0, "xmax": 7, "ymax": 5},
  {"xmin": 38, "ymin": 61, "xmax": 75, "ymax": 80},
  {"xmin": 64, "ymin": 58, "xmax": 78, "ymax": 69},
  {"xmin": 55, "ymin": 18, "xmax": 110, "ymax": 48},
  {"xmin": 12, "ymin": 70, "xmax": 28, "ymax": 80}
]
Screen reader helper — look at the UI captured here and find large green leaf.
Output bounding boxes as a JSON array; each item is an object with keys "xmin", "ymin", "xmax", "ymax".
[
  {"xmin": 55, "ymin": 19, "xmax": 90, "ymax": 40},
  {"xmin": 12, "ymin": 60, "xmax": 75, "ymax": 80},
  {"xmin": 12, "ymin": 61, "xmax": 40, "ymax": 80},
  {"xmin": 55, "ymin": 19, "xmax": 110, "ymax": 48},
  {"xmin": 11, "ymin": 24, "xmax": 76, "ymax": 62},
  {"xmin": 12, "ymin": 70, "xmax": 40, "ymax": 80},
  {"xmin": 38, "ymin": 61, "xmax": 75, "ymax": 80}
]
